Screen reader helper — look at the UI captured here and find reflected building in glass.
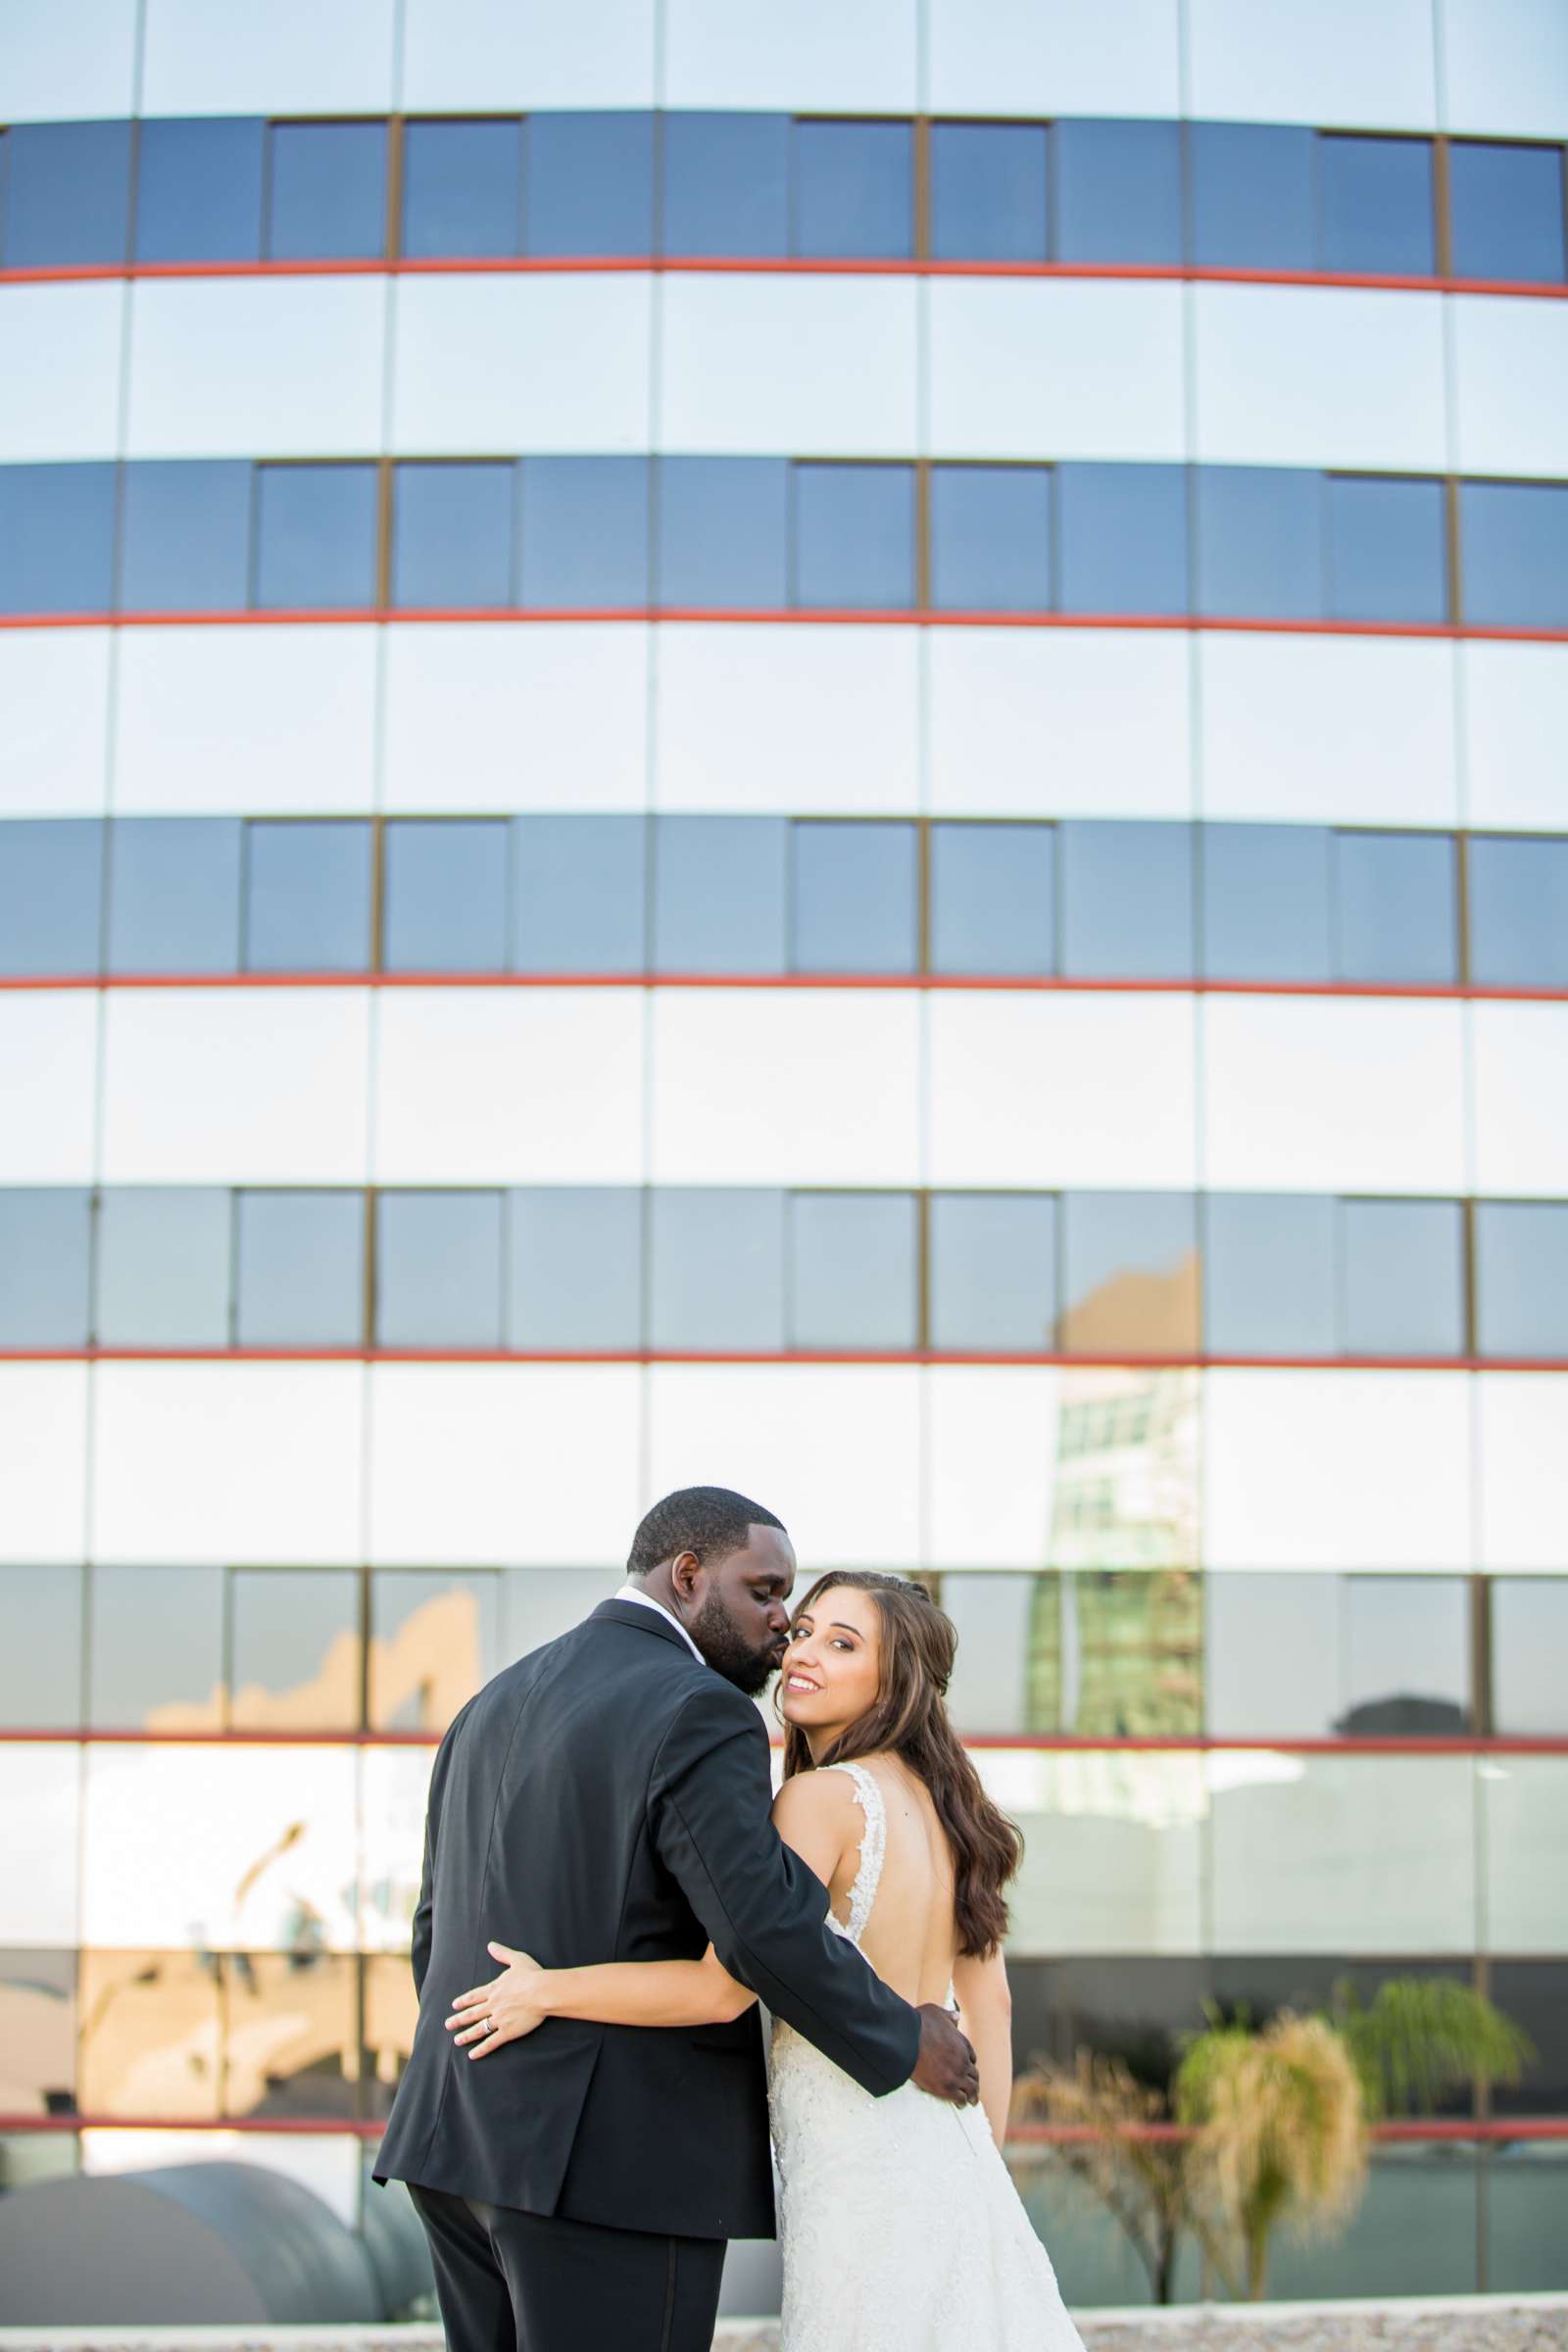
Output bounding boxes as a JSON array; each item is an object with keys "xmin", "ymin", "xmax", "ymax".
[{"xmin": 0, "ymin": 0, "xmax": 1565, "ymax": 2298}]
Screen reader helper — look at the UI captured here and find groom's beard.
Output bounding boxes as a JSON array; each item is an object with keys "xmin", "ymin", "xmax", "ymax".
[{"xmin": 688, "ymin": 1592, "xmax": 784, "ymax": 1697}]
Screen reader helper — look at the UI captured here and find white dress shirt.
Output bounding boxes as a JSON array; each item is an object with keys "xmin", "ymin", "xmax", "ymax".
[{"xmin": 614, "ymin": 1580, "xmax": 707, "ymax": 1666}]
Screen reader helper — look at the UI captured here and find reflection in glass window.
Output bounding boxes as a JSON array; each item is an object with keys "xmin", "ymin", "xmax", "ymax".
[
  {"xmin": 230, "ymin": 1568, "xmax": 361, "ymax": 1731},
  {"xmin": 1340, "ymin": 1198, "xmax": 1464, "ymax": 1357},
  {"xmin": 134, "ymin": 119, "xmax": 266, "ymax": 264},
  {"xmin": 791, "ymin": 820, "xmax": 917, "ymax": 974},
  {"xmin": 1460, "ymin": 483, "xmax": 1568, "ymax": 630},
  {"xmin": 508, "ymin": 1187, "xmax": 642, "ymax": 1350},
  {"xmin": 1448, "ymin": 142, "xmax": 1567, "ymax": 283},
  {"xmin": 370, "ymin": 1570, "xmax": 501, "ymax": 1732},
  {"xmin": 1200, "ymin": 823, "xmax": 1332, "ymax": 983},
  {"xmin": 656, "ymin": 457, "xmax": 789, "ymax": 607},
  {"xmin": 519, "ymin": 458, "xmax": 649, "ymax": 608},
  {"xmin": 225, "ymin": 1950, "xmax": 358, "ymax": 2118},
  {"xmin": 1188, "ymin": 122, "xmax": 1315, "ymax": 270},
  {"xmin": 0, "ymin": 120, "xmax": 131, "ymax": 267},
  {"xmin": 376, "ymin": 1191, "xmax": 505, "ymax": 1348},
  {"xmin": 402, "ymin": 118, "xmax": 523, "ymax": 257},
  {"xmin": 929, "ymin": 465, "xmax": 1052, "ymax": 612},
  {"xmin": 501, "ymin": 1565, "xmax": 605, "ymax": 1660},
  {"xmin": 0, "ymin": 1189, "xmax": 91, "ymax": 1348},
  {"xmin": 1493, "ymin": 1580, "xmax": 1568, "ymax": 1735},
  {"xmin": 1053, "ymin": 119, "xmax": 1181, "ymax": 265},
  {"xmin": 929, "ymin": 1193, "xmax": 1057, "ymax": 1352},
  {"xmin": 525, "ymin": 111, "xmax": 655, "ymax": 256},
  {"xmin": 243, "ymin": 820, "xmax": 371, "ymax": 973},
  {"xmin": 1062, "ymin": 1567, "xmax": 1202, "ymax": 1738},
  {"xmin": 1468, "ymin": 836, "xmax": 1568, "ymax": 990},
  {"xmin": 661, "ymin": 112, "xmax": 789, "ymax": 258},
  {"xmin": 1325, "ymin": 475, "xmax": 1447, "ymax": 624},
  {"xmin": 648, "ymin": 1188, "xmax": 785, "ymax": 1350},
  {"xmin": 1488, "ymin": 1961, "xmax": 1568, "ymax": 2119},
  {"xmin": 1202, "ymin": 1192, "xmax": 1337, "ymax": 1356},
  {"xmin": 0, "ymin": 818, "xmax": 104, "ymax": 977},
  {"xmin": 794, "ymin": 119, "xmax": 911, "ymax": 260},
  {"xmin": 789, "ymin": 1192, "xmax": 916, "ymax": 1349},
  {"xmin": 995, "ymin": 1746, "xmax": 1204, "ymax": 1954},
  {"xmin": 0, "ymin": 1565, "xmax": 82, "ymax": 1728},
  {"xmin": 0, "ymin": 462, "xmax": 117, "ymax": 616},
  {"xmin": 391, "ymin": 463, "xmax": 515, "ymax": 609},
  {"xmin": 1059, "ymin": 820, "xmax": 1194, "ymax": 979},
  {"xmin": 253, "ymin": 464, "xmax": 378, "ymax": 611},
  {"xmin": 234, "ymin": 1191, "xmax": 365, "ymax": 1348},
  {"xmin": 0, "ymin": 1948, "xmax": 75, "ymax": 2123},
  {"xmin": 1059, "ymin": 1192, "xmax": 1200, "ymax": 1356},
  {"xmin": 267, "ymin": 122, "xmax": 386, "ymax": 260},
  {"xmin": 1334, "ymin": 829, "xmax": 1457, "ymax": 984},
  {"xmin": 1341, "ymin": 1575, "xmax": 1469, "ymax": 1733},
  {"xmin": 364, "ymin": 1950, "xmax": 419, "ymax": 2114},
  {"xmin": 78, "ymin": 1949, "xmax": 222, "ymax": 2120},
  {"xmin": 1205, "ymin": 1570, "xmax": 1340, "ymax": 1736},
  {"xmin": 930, "ymin": 822, "xmax": 1055, "ymax": 978},
  {"xmin": 88, "ymin": 1564, "xmax": 224, "ymax": 1731},
  {"xmin": 1195, "ymin": 466, "xmax": 1321, "ymax": 619},
  {"xmin": 1056, "ymin": 463, "xmax": 1189, "ymax": 616},
  {"xmin": 1318, "ymin": 134, "xmax": 1436, "ymax": 275},
  {"xmin": 384, "ymin": 819, "xmax": 510, "ymax": 972},
  {"xmin": 652, "ymin": 815, "xmax": 786, "ymax": 975},
  {"xmin": 942, "ymin": 1574, "xmax": 1052, "ymax": 1732},
  {"xmin": 1475, "ymin": 1202, "xmax": 1568, "ymax": 1360},
  {"xmin": 792, "ymin": 463, "xmax": 915, "ymax": 610},
  {"xmin": 94, "ymin": 1187, "xmax": 231, "ymax": 1348},
  {"xmin": 106, "ymin": 817, "xmax": 243, "ymax": 975},
  {"xmin": 513, "ymin": 813, "xmax": 648, "ymax": 973},
  {"xmin": 119, "ymin": 461, "xmax": 252, "ymax": 613},
  {"xmin": 931, "ymin": 122, "xmax": 1049, "ymax": 263}
]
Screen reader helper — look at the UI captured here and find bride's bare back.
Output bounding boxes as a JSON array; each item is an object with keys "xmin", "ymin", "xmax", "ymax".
[{"xmin": 816, "ymin": 1752, "xmax": 958, "ymax": 2010}]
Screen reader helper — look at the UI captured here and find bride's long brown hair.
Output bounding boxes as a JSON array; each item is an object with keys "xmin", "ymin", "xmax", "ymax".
[{"xmin": 780, "ymin": 1571, "xmax": 1023, "ymax": 1959}]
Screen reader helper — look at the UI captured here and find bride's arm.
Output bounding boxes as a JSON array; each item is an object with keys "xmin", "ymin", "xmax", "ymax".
[{"xmin": 951, "ymin": 1944, "xmax": 1014, "ymax": 2148}]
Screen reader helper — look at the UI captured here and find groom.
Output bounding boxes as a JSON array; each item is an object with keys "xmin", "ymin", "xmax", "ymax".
[{"xmin": 374, "ymin": 1485, "xmax": 978, "ymax": 2352}]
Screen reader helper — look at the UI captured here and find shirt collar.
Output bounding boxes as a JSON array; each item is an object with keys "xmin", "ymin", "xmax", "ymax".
[{"xmin": 614, "ymin": 1581, "xmax": 707, "ymax": 1666}]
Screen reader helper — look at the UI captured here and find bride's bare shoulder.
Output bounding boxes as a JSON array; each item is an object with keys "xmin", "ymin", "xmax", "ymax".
[{"xmin": 770, "ymin": 1764, "xmax": 865, "ymax": 1831}]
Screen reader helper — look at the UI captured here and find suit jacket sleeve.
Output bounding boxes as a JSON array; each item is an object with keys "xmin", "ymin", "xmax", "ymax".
[
  {"xmin": 411, "ymin": 1714, "xmax": 461, "ymax": 2000},
  {"xmin": 648, "ymin": 1681, "xmax": 921, "ymax": 2097}
]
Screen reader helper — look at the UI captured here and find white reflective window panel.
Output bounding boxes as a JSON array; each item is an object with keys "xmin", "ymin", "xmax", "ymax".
[
  {"xmin": 0, "ymin": 630, "xmax": 112, "ymax": 816},
  {"xmin": 1461, "ymin": 645, "xmax": 1568, "ymax": 834},
  {"xmin": 928, "ymin": 628, "xmax": 1194, "ymax": 820},
  {"xmin": 0, "ymin": 1747, "xmax": 79, "ymax": 1944},
  {"xmin": 1208, "ymin": 1753, "xmax": 1475, "ymax": 1954},
  {"xmin": 0, "ymin": 1366, "xmax": 89, "ymax": 1565},
  {"xmin": 659, "ymin": 275, "xmax": 918, "ymax": 460},
  {"xmin": 650, "ymin": 992, "xmax": 920, "ymax": 1188},
  {"xmin": 1198, "ymin": 635, "xmax": 1459, "ymax": 829},
  {"xmin": 1451, "ymin": 299, "xmax": 1568, "ymax": 481},
  {"xmin": 927, "ymin": 282, "xmax": 1184, "ymax": 464},
  {"xmin": 1471, "ymin": 1004, "xmax": 1568, "ymax": 1198},
  {"xmin": 926, "ymin": 0, "xmax": 1180, "ymax": 118},
  {"xmin": 983, "ymin": 1750, "xmax": 1204, "ymax": 1956},
  {"xmin": 400, "ymin": 0, "xmax": 657, "ymax": 109},
  {"xmin": 141, "ymin": 0, "xmax": 397, "ymax": 114},
  {"xmin": 1476, "ymin": 1376, "xmax": 1568, "ymax": 1574},
  {"xmin": 373, "ymin": 990, "xmax": 645, "ymax": 1184},
  {"xmin": 646, "ymin": 1365, "xmax": 921, "ymax": 1569},
  {"xmin": 114, "ymin": 627, "xmax": 378, "ymax": 816},
  {"xmin": 0, "ymin": 0, "xmax": 139, "ymax": 120},
  {"xmin": 359, "ymin": 1745, "xmax": 434, "ymax": 1954},
  {"xmin": 124, "ymin": 280, "xmax": 387, "ymax": 462},
  {"xmin": 664, "ymin": 0, "xmax": 916, "ymax": 111},
  {"xmin": 384, "ymin": 625, "xmax": 649, "ymax": 814},
  {"xmin": 1201, "ymin": 999, "xmax": 1466, "ymax": 1197},
  {"xmin": 653, "ymin": 627, "xmax": 918, "ymax": 815},
  {"xmin": 368, "ymin": 1365, "xmax": 641, "ymax": 1567},
  {"xmin": 393, "ymin": 276, "xmax": 652, "ymax": 457},
  {"xmin": 1483, "ymin": 1758, "xmax": 1568, "ymax": 1954},
  {"xmin": 91, "ymin": 1364, "xmax": 365, "ymax": 1566},
  {"xmin": 79, "ymin": 2129, "xmax": 363, "ymax": 2228},
  {"xmin": 1202, "ymin": 1370, "xmax": 1473, "ymax": 1571},
  {"xmin": 1440, "ymin": 0, "xmax": 1568, "ymax": 139},
  {"xmin": 926, "ymin": 1369, "xmax": 1062, "ymax": 1569},
  {"xmin": 0, "ymin": 994, "xmax": 99, "ymax": 1182},
  {"xmin": 927, "ymin": 995, "xmax": 1198, "ymax": 1192},
  {"xmin": 81, "ymin": 1743, "xmax": 360, "ymax": 1949},
  {"xmin": 0, "ymin": 285, "xmax": 124, "ymax": 464},
  {"xmin": 1192, "ymin": 287, "xmax": 1446, "ymax": 473},
  {"xmin": 1186, "ymin": 0, "xmax": 1437, "ymax": 128},
  {"xmin": 101, "ymin": 990, "xmax": 371, "ymax": 1186}
]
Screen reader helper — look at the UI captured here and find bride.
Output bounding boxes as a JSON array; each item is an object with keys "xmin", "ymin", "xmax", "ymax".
[{"xmin": 443, "ymin": 1570, "xmax": 1086, "ymax": 2350}]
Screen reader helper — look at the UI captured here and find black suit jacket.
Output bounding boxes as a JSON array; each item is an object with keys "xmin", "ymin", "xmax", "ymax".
[{"xmin": 373, "ymin": 1598, "xmax": 921, "ymax": 2239}]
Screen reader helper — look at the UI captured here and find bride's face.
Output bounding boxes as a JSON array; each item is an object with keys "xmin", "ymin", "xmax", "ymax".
[{"xmin": 778, "ymin": 1587, "xmax": 881, "ymax": 1738}]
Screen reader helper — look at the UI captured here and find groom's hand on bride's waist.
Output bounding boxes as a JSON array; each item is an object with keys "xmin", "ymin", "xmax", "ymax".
[{"xmin": 910, "ymin": 2004, "xmax": 980, "ymax": 2106}]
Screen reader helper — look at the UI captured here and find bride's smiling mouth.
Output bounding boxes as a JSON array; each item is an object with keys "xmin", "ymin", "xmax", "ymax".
[{"xmin": 784, "ymin": 1672, "xmax": 821, "ymax": 1694}]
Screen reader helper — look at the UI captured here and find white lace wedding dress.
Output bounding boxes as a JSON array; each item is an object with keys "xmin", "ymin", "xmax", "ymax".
[{"xmin": 768, "ymin": 1761, "xmax": 1087, "ymax": 2352}]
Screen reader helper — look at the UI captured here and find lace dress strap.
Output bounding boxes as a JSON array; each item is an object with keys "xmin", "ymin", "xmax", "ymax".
[{"xmin": 822, "ymin": 1761, "xmax": 888, "ymax": 1947}]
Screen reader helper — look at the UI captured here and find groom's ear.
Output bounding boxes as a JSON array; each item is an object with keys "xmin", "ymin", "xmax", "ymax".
[{"xmin": 668, "ymin": 1548, "xmax": 704, "ymax": 1604}]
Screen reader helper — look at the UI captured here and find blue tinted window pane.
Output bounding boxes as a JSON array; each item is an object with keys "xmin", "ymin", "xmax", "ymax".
[
  {"xmin": 1203, "ymin": 1194, "xmax": 1337, "ymax": 1354},
  {"xmin": 1188, "ymin": 122, "xmax": 1314, "ymax": 270},
  {"xmin": 267, "ymin": 122, "xmax": 386, "ymax": 260},
  {"xmin": 0, "ymin": 1566, "xmax": 82, "ymax": 1728},
  {"xmin": 1449, "ymin": 143, "xmax": 1566, "ymax": 283},
  {"xmin": 385, "ymin": 820, "xmax": 510, "ymax": 973},
  {"xmin": 0, "ymin": 1190, "xmax": 91, "ymax": 1346},
  {"xmin": 1335, "ymin": 831, "xmax": 1456, "ymax": 984},
  {"xmin": 794, "ymin": 120, "xmax": 911, "ymax": 259},
  {"xmin": 1326, "ymin": 475, "xmax": 1447, "ymax": 623},
  {"xmin": 95, "ymin": 1187, "xmax": 231, "ymax": 1347},
  {"xmin": 519, "ymin": 458, "xmax": 649, "ymax": 607},
  {"xmin": 1319, "ymin": 135, "xmax": 1436, "ymax": 275},
  {"xmin": 0, "ymin": 819, "xmax": 104, "ymax": 977},
  {"xmin": 134, "ymin": 119, "xmax": 265, "ymax": 264},
  {"xmin": 0, "ymin": 463, "xmax": 116, "ymax": 616},
  {"xmin": 1057, "ymin": 463, "xmax": 1189, "ymax": 615},
  {"xmin": 653, "ymin": 816, "xmax": 786, "ymax": 975},
  {"xmin": 1468, "ymin": 836, "xmax": 1568, "ymax": 989},
  {"xmin": 931, "ymin": 122, "xmax": 1048, "ymax": 262},
  {"xmin": 119, "ymin": 461, "xmax": 251, "ymax": 613},
  {"xmin": 254, "ymin": 465, "xmax": 378, "ymax": 611},
  {"xmin": 235, "ymin": 1191, "xmax": 365, "ymax": 1347},
  {"xmin": 656, "ymin": 458, "xmax": 788, "ymax": 607},
  {"xmin": 929, "ymin": 1192, "xmax": 1057, "ymax": 1351},
  {"xmin": 1060, "ymin": 821, "xmax": 1194, "ymax": 979},
  {"xmin": 793, "ymin": 464, "xmax": 914, "ymax": 609},
  {"xmin": 792, "ymin": 821, "xmax": 917, "ymax": 975},
  {"xmin": 1461, "ymin": 483, "xmax": 1568, "ymax": 630},
  {"xmin": 1196, "ymin": 466, "xmax": 1322, "ymax": 619},
  {"xmin": 1053, "ymin": 120, "xmax": 1181, "ymax": 266},
  {"xmin": 525, "ymin": 111, "xmax": 655, "ymax": 256},
  {"xmin": 790, "ymin": 1193, "xmax": 916, "ymax": 1349},
  {"xmin": 661, "ymin": 113, "xmax": 788, "ymax": 258},
  {"xmin": 107, "ymin": 818, "xmax": 242, "ymax": 974},
  {"xmin": 649, "ymin": 1189, "xmax": 785, "ymax": 1349},
  {"xmin": 1, "ymin": 121, "xmax": 130, "ymax": 267},
  {"xmin": 508, "ymin": 1188, "xmax": 642, "ymax": 1349},
  {"xmin": 931, "ymin": 822, "xmax": 1055, "ymax": 977},
  {"xmin": 1060, "ymin": 1192, "xmax": 1200, "ymax": 1355},
  {"xmin": 392, "ymin": 463, "xmax": 514, "ymax": 608},
  {"xmin": 402, "ymin": 119, "xmax": 522, "ymax": 258},
  {"xmin": 1341, "ymin": 1199, "xmax": 1464, "ymax": 1356},
  {"xmin": 377, "ymin": 1193, "xmax": 504, "ymax": 1347},
  {"xmin": 512, "ymin": 814, "xmax": 647, "ymax": 973},
  {"xmin": 244, "ymin": 820, "xmax": 370, "ymax": 973},
  {"xmin": 1476, "ymin": 1202, "xmax": 1568, "ymax": 1360},
  {"xmin": 930, "ymin": 466, "xmax": 1052, "ymax": 612},
  {"xmin": 1200, "ymin": 823, "xmax": 1333, "ymax": 982}
]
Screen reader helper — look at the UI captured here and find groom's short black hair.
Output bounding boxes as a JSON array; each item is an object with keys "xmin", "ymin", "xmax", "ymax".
[{"xmin": 626, "ymin": 1486, "xmax": 786, "ymax": 1578}]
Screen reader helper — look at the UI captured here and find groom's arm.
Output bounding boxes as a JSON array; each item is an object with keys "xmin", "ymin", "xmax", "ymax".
[{"xmin": 647, "ymin": 1680, "xmax": 921, "ymax": 2097}]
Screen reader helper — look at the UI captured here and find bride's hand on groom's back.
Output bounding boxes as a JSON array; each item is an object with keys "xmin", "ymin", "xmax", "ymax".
[{"xmin": 446, "ymin": 1942, "xmax": 547, "ymax": 2059}]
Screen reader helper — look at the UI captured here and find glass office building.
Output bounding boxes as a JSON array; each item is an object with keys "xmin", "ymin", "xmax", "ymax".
[{"xmin": 1, "ymin": 0, "xmax": 1565, "ymax": 2302}]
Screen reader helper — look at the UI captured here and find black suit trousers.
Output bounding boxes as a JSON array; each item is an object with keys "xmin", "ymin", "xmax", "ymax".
[{"xmin": 410, "ymin": 2181, "xmax": 727, "ymax": 2352}]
